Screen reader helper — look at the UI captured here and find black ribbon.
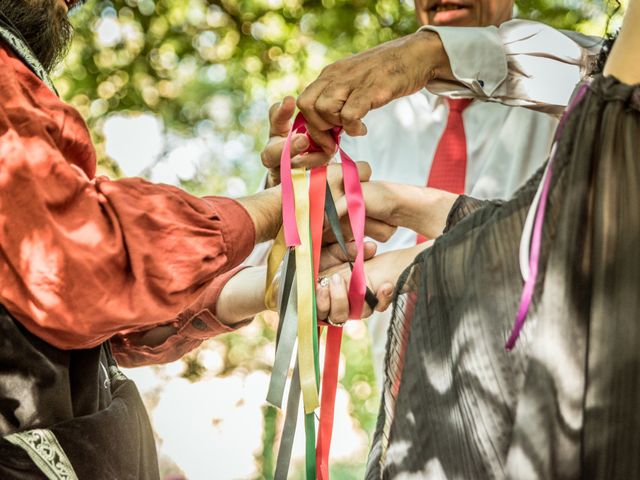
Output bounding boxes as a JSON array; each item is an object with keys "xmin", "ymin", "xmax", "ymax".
[{"xmin": 324, "ymin": 181, "xmax": 379, "ymax": 311}]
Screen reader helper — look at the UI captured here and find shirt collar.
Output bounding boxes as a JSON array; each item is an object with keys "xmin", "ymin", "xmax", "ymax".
[{"xmin": 0, "ymin": 21, "xmax": 58, "ymax": 95}]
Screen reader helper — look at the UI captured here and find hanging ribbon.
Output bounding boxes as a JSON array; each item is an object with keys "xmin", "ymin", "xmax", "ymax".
[
  {"xmin": 336, "ymin": 147, "xmax": 367, "ymax": 320},
  {"xmin": 267, "ymin": 251, "xmax": 298, "ymax": 408},
  {"xmin": 268, "ymin": 112, "xmax": 377, "ymax": 479},
  {"xmin": 265, "ymin": 228, "xmax": 288, "ymax": 311},
  {"xmin": 292, "ymin": 166, "xmax": 320, "ymax": 414},
  {"xmin": 274, "ymin": 360, "xmax": 302, "ymax": 480}
]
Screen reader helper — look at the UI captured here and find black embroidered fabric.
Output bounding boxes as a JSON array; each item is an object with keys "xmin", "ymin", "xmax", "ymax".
[
  {"xmin": 0, "ymin": 306, "xmax": 159, "ymax": 479},
  {"xmin": 366, "ymin": 75, "xmax": 640, "ymax": 479}
]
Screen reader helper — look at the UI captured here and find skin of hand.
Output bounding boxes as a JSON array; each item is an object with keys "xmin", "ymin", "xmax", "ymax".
[
  {"xmin": 117, "ymin": 0, "xmax": 520, "ymax": 347},
  {"xmin": 334, "ymin": 181, "xmax": 458, "ymax": 240},
  {"xmin": 316, "ymin": 241, "xmax": 433, "ymax": 324},
  {"xmin": 259, "ymin": 98, "xmax": 397, "ymax": 242},
  {"xmin": 122, "ymin": 241, "xmax": 381, "ymax": 347},
  {"xmin": 322, "ymin": 210, "xmax": 397, "ymax": 245},
  {"xmin": 215, "ymin": 240, "xmax": 382, "ymax": 326},
  {"xmin": 296, "ymin": 30, "xmax": 453, "ymax": 153},
  {"xmin": 221, "ymin": 181, "xmax": 456, "ymax": 328},
  {"xmin": 262, "ymin": 96, "xmax": 333, "ymax": 188}
]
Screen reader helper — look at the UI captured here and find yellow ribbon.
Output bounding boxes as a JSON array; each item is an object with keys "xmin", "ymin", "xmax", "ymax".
[
  {"xmin": 292, "ymin": 167, "xmax": 319, "ymax": 413},
  {"xmin": 265, "ymin": 228, "xmax": 286, "ymax": 310}
]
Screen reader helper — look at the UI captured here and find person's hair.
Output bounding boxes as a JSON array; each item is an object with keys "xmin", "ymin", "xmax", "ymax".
[
  {"xmin": 593, "ymin": 32, "xmax": 619, "ymax": 75},
  {"xmin": 0, "ymin": 0, "xmax": 73, "ymax": 72}
]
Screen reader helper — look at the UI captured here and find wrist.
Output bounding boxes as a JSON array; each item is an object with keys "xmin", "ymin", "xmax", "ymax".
[
  {"xmin": 367, "ymin": 243, "xmax": 430, "ymax": 293},
  {"xmin": 389, "ymin": 185, "xmax": 456, "ymax": 239},
  {"xmin": 415, "ymin": 188, "xmax": 458, "ymax": 239},
  {"xmin": 411, "ymin": 30, "xmax": 453, "ymax": 85},
  {"xmin": 237, "ymin": 186, "xmax": 282, "ymax": 243},
  {"xmin": 216, "ymin": 266, "xmax": 267, "ymax": 326}
]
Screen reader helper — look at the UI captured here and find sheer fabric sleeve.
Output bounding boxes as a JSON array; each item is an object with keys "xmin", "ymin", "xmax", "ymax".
[{"xmin": 442, "ymin": 195, "xmax": 498, "ymax": 234}]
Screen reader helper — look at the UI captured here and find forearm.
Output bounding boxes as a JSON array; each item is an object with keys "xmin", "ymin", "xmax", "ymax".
[
  {"xmin": 216, "ymin": 266, "xmax": 268, "ymax": 325},
  {"xmin": 604, "ymin": 0, "xmax": 640, "ymax": 84},
  {"xmin": 386, "ymin": 184, "xmax": 459, "ymax": 239},
  {"xmin": 236, "ymin": 186, "xmax": 282, "ymax": 243}
]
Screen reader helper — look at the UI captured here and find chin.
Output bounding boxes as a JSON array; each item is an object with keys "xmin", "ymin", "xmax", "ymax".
[{"xmin": 428, "ymin": 12, "xmax": 478, "ymax": 27}]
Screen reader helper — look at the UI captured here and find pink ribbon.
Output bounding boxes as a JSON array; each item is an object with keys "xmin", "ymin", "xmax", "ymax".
[
  {"xmin": 279, "ymin": 113, "xmax": 367, "ymax": 318},
  {"xmin": 280, "ymin": 115, "xmax": 306, "ymax": 247},
  {"xmin": 336, "ymin": 146, "xmax": 367, "ymax": 319},
  {"xmin": 505, "ymin": 158, "xmax": 553, "ymax": 350}
]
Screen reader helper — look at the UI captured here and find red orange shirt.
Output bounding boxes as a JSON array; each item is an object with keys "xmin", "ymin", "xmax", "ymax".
[{"xmin": 0, "ymin": 42, "xmax": 255, "ymax": 365}]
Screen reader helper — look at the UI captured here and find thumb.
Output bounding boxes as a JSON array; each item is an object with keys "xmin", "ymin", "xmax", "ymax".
[
  {"xmin": 374, "ymin": 282, "xmax": 395, "ymax": 312},
  {"xmin": 269, "ymin": 96, "xmax": 296, "ymax": 137}
]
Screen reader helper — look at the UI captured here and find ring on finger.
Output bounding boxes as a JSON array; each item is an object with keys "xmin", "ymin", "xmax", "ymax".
[{"xmin": 326, "ymin": 317, "xmax": 344, "ymax": 328}]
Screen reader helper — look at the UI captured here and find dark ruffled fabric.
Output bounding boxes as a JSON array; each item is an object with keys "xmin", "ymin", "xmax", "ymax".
[{"xmin": 366, "ymin": 75, "xmax": 640, "ymax": 480}]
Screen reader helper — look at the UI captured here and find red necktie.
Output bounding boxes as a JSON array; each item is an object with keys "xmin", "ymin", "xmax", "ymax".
[{"xmin": 417, "ymin": 98, "xmax": 472, "ymax": 244}]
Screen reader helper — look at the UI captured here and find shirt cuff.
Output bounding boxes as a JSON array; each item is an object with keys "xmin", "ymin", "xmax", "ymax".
[
  {"xmin": 420, "ymin": 24, "xmax": 508, "ymax": 98},
  {"xmin": 204, "ymin": 196, "xmax": 256, "ymax": 269},
  {"xmin": 110, "ymin": 265, "xmax": 252, "ymax": 367},
  {"xmin": 175, "ymin": 265, "xmax": 253, "ymax": 341}
]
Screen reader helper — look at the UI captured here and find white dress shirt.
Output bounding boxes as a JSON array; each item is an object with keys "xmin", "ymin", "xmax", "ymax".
[{"xmin": 338, "ymin": 20, "xmax": 600, "ymax": 385}]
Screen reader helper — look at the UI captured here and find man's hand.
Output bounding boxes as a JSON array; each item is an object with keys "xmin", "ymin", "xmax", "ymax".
[
  {"xmin": 262, "ymin": 96, "xmax": 332, "ymax": 188},
  {"xmin": 297, "ymin": 30, "xmax": 453, "ymax": 153}
]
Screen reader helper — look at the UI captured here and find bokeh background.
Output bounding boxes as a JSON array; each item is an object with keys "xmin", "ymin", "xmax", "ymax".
[{"xmin": 58, "ymin": 1, "xmax": 624, "ymax": 478}]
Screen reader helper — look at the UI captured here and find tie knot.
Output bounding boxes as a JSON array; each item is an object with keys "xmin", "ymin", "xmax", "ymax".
[{"xmin": 447, "ymin": 98, "xmax": 473, "ymax": 113}]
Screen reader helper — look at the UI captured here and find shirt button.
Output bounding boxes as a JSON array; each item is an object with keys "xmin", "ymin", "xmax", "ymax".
[
  {"xmin": 192, "ymin": 317, "xmax": 208, "ymax": 331},
  {"xmin": 478, "ymin": 80, "xmax": 485, "ymax": 87}
]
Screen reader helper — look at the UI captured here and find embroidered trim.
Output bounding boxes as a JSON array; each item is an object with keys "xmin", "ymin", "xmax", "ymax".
[
  {"xmin": 0, "ymin": 24, "xmax": 58, "ymax": 94},
  {"xmin": 109, "ymin": 364, "xmax": 128, "ymax": 382},
  {"xmin": 5, "ymin": 429, "xmax": 78, "ymax": 480}
]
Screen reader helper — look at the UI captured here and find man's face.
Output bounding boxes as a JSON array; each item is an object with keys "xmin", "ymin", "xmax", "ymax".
[
  {"xmin": 414, "ymin": 0, "xmax": 513, "ymax": 27},
  {"xmin": 0, "ymin": 0, "xmax": 85, "ymax": 72}
]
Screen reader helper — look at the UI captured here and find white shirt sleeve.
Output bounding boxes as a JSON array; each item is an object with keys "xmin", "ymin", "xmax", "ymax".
[{"xmin": 421, "ymin": 20, "xmax": 601, "ymax": 113}]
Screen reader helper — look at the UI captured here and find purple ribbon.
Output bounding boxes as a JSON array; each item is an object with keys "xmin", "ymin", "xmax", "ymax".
[{"xmin": 506, "ymin": 83, "xmax": 589, "ymax": 351}]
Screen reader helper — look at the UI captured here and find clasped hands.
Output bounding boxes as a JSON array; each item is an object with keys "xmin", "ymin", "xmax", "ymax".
[{"xmin": 265, "ymin": 97, "xmax": 457, "ymax": 326}]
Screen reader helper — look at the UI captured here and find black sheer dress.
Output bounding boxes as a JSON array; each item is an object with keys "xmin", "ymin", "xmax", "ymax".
[{"xmin": 366, "ymin": 76, "xmax": 640, "ymax": 480}]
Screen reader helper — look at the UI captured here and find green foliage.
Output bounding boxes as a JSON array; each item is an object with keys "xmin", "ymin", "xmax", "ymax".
[{"xmin": 59, "ymin": 0, "xmax": 418, "ymax": 184}]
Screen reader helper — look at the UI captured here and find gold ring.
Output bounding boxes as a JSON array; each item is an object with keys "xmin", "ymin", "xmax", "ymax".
[{"xmin": 326, "ymin": 317, "xmax": 344, "ymax": 328}]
